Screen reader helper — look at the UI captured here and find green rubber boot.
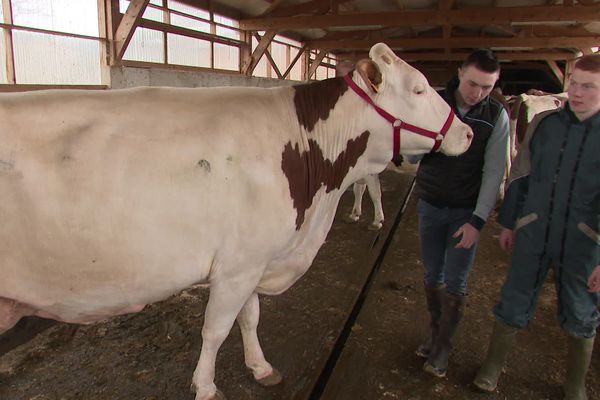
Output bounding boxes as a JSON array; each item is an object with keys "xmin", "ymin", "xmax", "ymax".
[
  {"xmin": 563, "ymin": 336, "xmax": 594, "ymax": 400},
  {"xmin": 472, "ymin": 320, "xmax": 518, "ymax": 392}
]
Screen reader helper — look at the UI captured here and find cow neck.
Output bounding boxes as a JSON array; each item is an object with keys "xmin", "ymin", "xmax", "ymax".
[{"xmin": 343, "ymin": 74, "xmax": 454, "ymax": 155}]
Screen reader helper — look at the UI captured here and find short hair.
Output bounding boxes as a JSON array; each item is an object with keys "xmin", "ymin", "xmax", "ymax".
[
  {"xmin": 463, "ymin": 48, "xmax": 500, "ymax": 74},
  {"xmin": 574, "ymin": 54, "xmax": 600, "ymax": 73}
]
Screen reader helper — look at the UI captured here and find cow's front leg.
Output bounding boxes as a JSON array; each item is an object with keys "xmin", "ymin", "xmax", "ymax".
[
  {"xmin": 237, "ymin": 292, "xmax": 282, "ymax": 386},
  {"xmin": 365, "ymin": 174, "xmax": 384, "ymax": 230},
  {"xmin": 348, "ymin": 180, "xmax": 366, "ymax": 222},
  {"xmin": 191, "ymin": 275, "xmax": 260, "ymax": 400}
]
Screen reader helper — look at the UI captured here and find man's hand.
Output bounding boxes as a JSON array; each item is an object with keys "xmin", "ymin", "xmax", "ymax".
[
  {"xmin": 453, "ymin": 223, "xmax": 480, "ymax": 249},
  {"xmin": 499, "ymin": 228, "xmax": 515, "ymax": 252},
  {"xmin": 588, "ymin": 265, "xmax": 600, "ymax": 293}
]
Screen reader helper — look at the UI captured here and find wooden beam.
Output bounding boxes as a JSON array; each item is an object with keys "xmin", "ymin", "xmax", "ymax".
[
  {"xmin": 335, "ymin": 50, "xmax": 576, "ymax": 62},
  {"xmin": 401, "ymin": 51, "xmax": 575, "ymax": 61},
  {"xmin": 138, "ymin": 19, "xmax": 243, "ymax": 47},
  {"xmin": 439, "ymin": 0, "xmax": 454, "ymax": 11},
  {"xmin": 546, "ymin": 60, "xmax": 564, "ymax": 85},
  {"xmin": 254, "ymin": 32, "xmax": 282, "ymax": 79},
  {"xmin": 258, "ymin": 0, "xmax": 284, "ymax": 17},
  {"xmin": 239, "ymin": 5, "xmax": 600, "ymax": 30},
  {"xmin": 282, "ymin": 44, "xmax": 307, "ymax": 79},
  {"xmin": 114, "ymin": 0, "xmax": 150, "ymax": 62},
  {"xmin": 2, "ymin": 0, "xmax": 15, "ymax": 83},
  {"xmin": 307, "ymin": 49, "xmax": 328, "ymax": 80},
  {"xmin": 266, "ymin": 0, "xmax": 336, "ymax": 18},
  {"xmin": 307, "ymin": 36, "xmax": 600, "ymax": 50},
  {"xmin": 241, "ymin": 29, "xmax": 277, "ymax": 75},
  {"xmin": 564, "ymin": 59, "xmax": 575, "ymax": 91}
]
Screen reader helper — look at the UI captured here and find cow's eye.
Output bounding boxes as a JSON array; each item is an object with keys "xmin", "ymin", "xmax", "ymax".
[{"xmin": 414, "ymin": 85, "xmax": 426, "ymax": 95}]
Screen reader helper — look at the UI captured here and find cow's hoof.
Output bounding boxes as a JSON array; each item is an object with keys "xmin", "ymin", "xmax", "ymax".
[
  {"xmin": 368, "ymin": 221, "xmax": 383, "ymax": 231},
  {"xmin": 191, "ymin": 388, "xmax": 226, "ymax": 400},
  {"xmin": 257, "ymin": 368, "xmax": 283, "ymax": 386},
  {"xmin": 344, "ymin": 214, "xmax": 360, "ymax": 223},
  {"xmin": 212, "ymin": 390, "xmax": 227, "ymax": 400},
  {"xmin": 423, "ymin": 362, "xmax": 446, "ymax": 378}
]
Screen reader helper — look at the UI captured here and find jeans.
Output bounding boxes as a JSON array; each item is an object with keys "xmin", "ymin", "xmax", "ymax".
[{"xmin": 417, "ymin": 199, "xmax": 478, "ymax": 296}]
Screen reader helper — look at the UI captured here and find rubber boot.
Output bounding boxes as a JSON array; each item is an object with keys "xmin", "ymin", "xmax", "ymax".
[
  {"xmin": 423, "ymin": 292, "xmax": 465, "ymax": 377},
  {"xmin": 415, "ymin": 285, "xmax": 444, "ymax": 358},
  {"xmin": 563, "ymin": 336, "xmax": 594, "ymax": 400},
  {"xmin": 472, "ymin": 320, "xmax": 518, "ymax": 392}
]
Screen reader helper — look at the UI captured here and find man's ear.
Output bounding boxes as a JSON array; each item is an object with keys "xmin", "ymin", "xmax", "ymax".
[{"xmin": 356, "ymin": 59, "xmax": 382, "ymax": 94}]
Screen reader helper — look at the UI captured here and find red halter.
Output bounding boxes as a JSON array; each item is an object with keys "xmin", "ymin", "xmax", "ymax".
[{"xmin": 343, "ymin": 74, "xmax": 455, "ymax": 156}]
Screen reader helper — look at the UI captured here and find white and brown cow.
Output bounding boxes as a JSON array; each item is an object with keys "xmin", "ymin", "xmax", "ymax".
[
  {"xmin": 0, "ymin": 43, "xmax": 472, "ymax": 400},
  {"xmin": 498, "ymin": 90, "xmax": 566, "ymax": 196}
]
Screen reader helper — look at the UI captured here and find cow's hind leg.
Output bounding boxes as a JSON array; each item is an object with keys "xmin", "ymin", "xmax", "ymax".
[
  {"xmin": 237, "ymin": 292, "xmax": 282, "ymax": 386},
  {"xmin": 191, "ymin": 273, "xmax": 262, "ymax": 400},
  {"xmin": 348, "ymin": 179, "xmax": 366, "ymax": 222},
  {"xmin": 365, "ymin": 174, "xmax": 384, "ymax": 230}
]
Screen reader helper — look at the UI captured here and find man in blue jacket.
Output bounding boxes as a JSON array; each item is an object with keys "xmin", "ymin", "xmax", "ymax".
[
  {"xmin": 412, "ymin": 49, "xmax": 509, "ymax": 377},
  {"xmin": 474, "ymin": 54, "xmax": 600, "ymax": 400}
]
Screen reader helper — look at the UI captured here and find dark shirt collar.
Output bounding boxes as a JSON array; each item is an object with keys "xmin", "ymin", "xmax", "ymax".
[{"xmin": 561, "ymin": 102, "xmax": 600, "ymax": 128}]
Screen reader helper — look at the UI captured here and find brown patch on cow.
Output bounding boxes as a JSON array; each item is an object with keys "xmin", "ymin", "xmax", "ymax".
[
  {"xmin": 281, "ymin": 130, "xmax": 370, "ymax": 230},
  {"xmin": 490, "ymin": 88, "xmax": 510, "ymax": 113},
  {"xmin": 515, "ymin": 101, "xmax": 528, "ymax": 144},
  {"xmin": 293, "ymin": 77, "xmax": 348, "ymax": 132}
]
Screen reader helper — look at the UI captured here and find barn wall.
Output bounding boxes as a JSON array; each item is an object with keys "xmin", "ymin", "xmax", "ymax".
[{"xmin": 110, "ymin": 66, "xmax": 298, "ymax": 89}]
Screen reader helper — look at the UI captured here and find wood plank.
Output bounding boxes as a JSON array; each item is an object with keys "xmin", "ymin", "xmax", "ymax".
[
  {"xmin": 307, "ymin": 36, "xmax": 600, "ymax": 50},
  {"xmin": 282, "ymin": 44, "xmax": 307, "ymax": 79},
  {"xmin": 137, "ymin": 19, "xmax": 243, "ymax": 47},
  {"xmin": 241, "ymin": 29, "xmax": 277, "ymax": 75},
  {"xmin": 546, "ymin": 60, "xmax": 564, "ymax": 85},
  {"xmin": 307, "ymin": 49, "xmax": 328, "ymax": 80},
  {"xmin": 335, "ymin": 51, "xmax": 577, "ymax": 62},
  {"xmin": 1, "ymin": 0, "xmax": 15, "ymax": 83},
  {"xmin": 239, "ymin": 5, "xmax": 600, "ymax": 30},
  {"xmin": 114, "ymin": 0, "xmax": 150, "ymax": 61},
  {"xmin": 256, "ymin": 32, "xmax": 283, "ymax": 79}
]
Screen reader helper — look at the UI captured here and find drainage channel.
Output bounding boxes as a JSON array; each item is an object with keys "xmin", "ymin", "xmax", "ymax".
[{"xmin": 309, "ymin": 178, "xmax": 416, "ymax": 400}]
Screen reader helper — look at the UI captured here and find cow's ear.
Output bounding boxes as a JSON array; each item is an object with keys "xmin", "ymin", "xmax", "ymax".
[{"xmin": 356, "ymin": 59, "xmax": 382, "ymax": 94}]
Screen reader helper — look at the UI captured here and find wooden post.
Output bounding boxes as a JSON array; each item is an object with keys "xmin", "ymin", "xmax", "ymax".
[{"xmin": 2, "ymin": 0, "xmax": 15, "ymax": 83}]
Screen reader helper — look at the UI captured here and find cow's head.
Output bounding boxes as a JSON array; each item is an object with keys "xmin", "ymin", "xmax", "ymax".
[{"xmin": 352, "ymin": 43, "xmax": 473, "ymax": 156}]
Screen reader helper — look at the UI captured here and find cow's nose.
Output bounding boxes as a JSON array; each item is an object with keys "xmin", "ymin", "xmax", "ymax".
[{"xmin": 467, "ymin": 130, "xmax": 474, "ymax": 141}]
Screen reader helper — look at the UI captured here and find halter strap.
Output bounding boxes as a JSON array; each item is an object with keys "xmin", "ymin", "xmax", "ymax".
[{"xmin": 344, "ymin": 74, "xmax": 455, "ymax": 155}]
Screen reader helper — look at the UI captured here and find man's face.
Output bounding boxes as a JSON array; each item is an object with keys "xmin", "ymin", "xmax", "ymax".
[
  {"xmin": 456, "ymin": 65, "xmax": 499, "ymax": 107},
  {"xmin": 568, "ymin": 68, "xmax": 600, "ymax": 121}
]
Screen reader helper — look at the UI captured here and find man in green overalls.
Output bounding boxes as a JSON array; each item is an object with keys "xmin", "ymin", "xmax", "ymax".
[{"xmin": 473, "ymin": 54, "xmax": 600, "ymax": 400}]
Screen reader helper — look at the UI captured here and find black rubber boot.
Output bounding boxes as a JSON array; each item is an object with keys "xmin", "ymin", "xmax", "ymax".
[
  {"xmin": 415, "ymin": 285, "xmax": 444, "ymax": 358},
  {"xmin": 564, "ymin": 335, "xmax": 594, "ymax": 400},
  {"xmin": 423, "ymin": 292, "xmax": 465, "ymax": 377},
  {"xmin": 473, "ymin": 320, "xmax": 518, "ymax": 392}
]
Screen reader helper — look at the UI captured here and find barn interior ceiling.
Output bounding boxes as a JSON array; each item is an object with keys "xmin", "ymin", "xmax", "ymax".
[{"xmin": 183, "ymin": 0, "xmax": 600, "ymax": 93}]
